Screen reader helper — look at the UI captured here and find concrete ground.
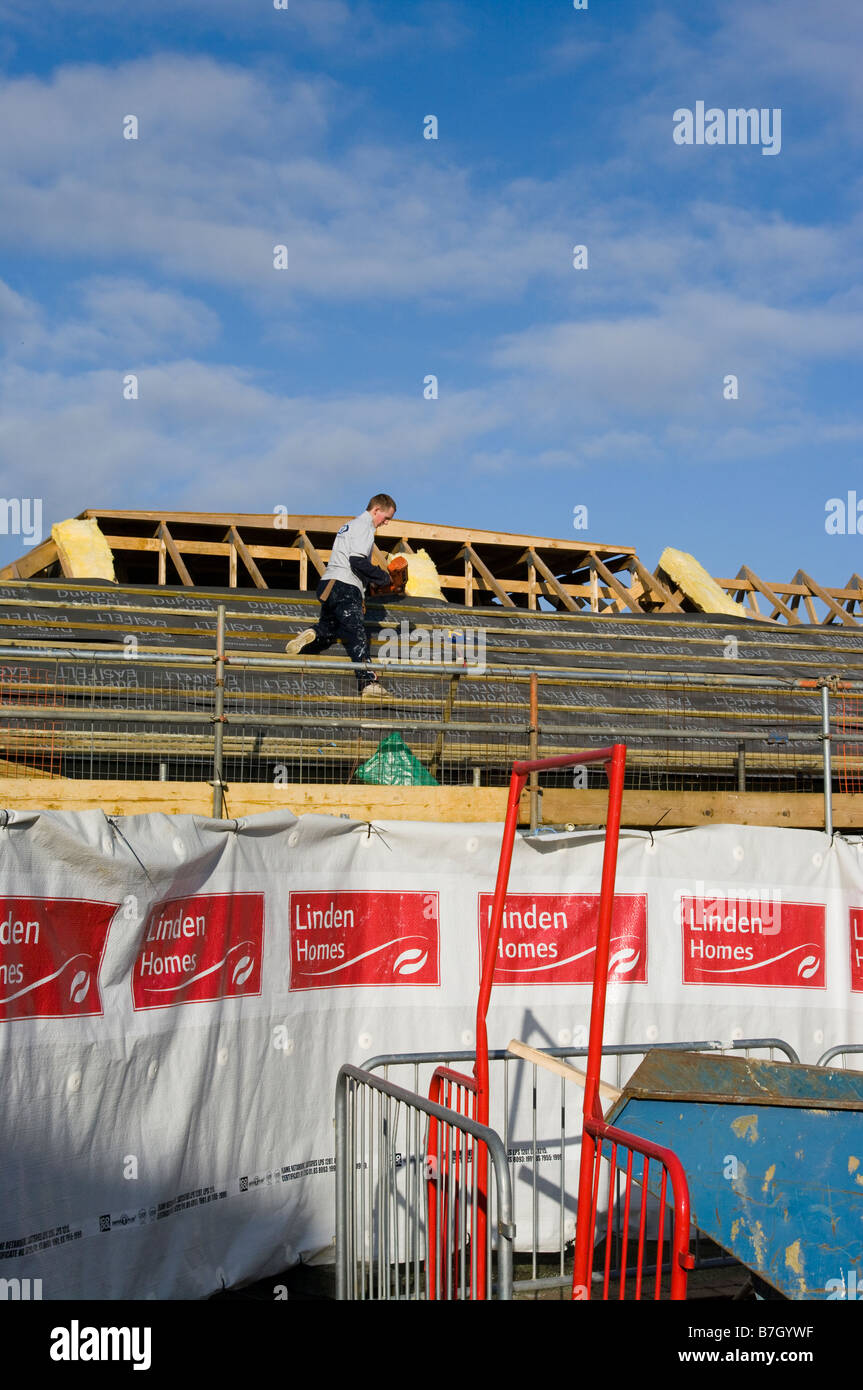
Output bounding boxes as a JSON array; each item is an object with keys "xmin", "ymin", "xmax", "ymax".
[{"xmin": 211, "ymin": 1238, "xmax": 758, "ymax": 1302}]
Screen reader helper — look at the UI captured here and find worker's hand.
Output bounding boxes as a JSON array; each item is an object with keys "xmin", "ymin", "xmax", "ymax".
[
  {"xmin": 387, "ymin": 556, "xmax": 408, "ymax": 594},
  {"xmin": 369, "ymin": 555, "xmax": 408, "ymax": 598}
]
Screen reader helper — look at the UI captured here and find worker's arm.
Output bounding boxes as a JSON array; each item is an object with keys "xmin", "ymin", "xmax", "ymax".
[{"xmin": 349, "ymin": 554, "xmax": 390, "ymax": 587}]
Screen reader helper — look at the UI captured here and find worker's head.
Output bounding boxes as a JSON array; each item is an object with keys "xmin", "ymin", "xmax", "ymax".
[{"xmin": 367, "ymin": 493, "xmax": 396, "ymax": 529}]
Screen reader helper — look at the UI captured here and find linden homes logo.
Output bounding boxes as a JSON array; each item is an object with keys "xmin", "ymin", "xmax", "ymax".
[
  {"xmin": 849, "ymin": 909, "xmax": 863, "ymax": 992},
  {"xmin": 0, "ymin": 897, "xmax": 116, "ymax": 1022},
  {"xmin": 132, "ymin": 893, "xmax": 264, "ymax": 1011},
  {"xmin": 679, "ymin": 891, "xmax": 824, "ymax": 988},
  {"xmin": 288, "ymin": 890, "xmax": 439, "ymax": 989},
  {"xmin": 477, "ymin": 892, "xmax": 647, "ymax": 985}
]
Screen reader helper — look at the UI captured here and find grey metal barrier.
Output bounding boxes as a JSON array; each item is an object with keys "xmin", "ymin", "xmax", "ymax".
[
  {"xmin": 362, "ymin": 1039, "xmax": 798, "ymax": 1295},
  {"xmin": 335, "ymin": 1063, "xmax": 515, "ymax": 1301},
  {"xmin": 816, "ymin": 1044, "xmax": 863, "ymax": 1069}
]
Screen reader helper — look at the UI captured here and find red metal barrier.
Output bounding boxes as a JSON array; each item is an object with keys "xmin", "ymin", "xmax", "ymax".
[
  {"xmin": 573, "ymin": 1118, "xmax": 694, "ymax": 1300},
  {"xmin": 426, "ymin": 1068, "xmax": 478, "ymax": 1298},
  {"xmin": 569, "ymin": 742, "xmax": 693, "ymax": 1300},
  {"xmin": 428, "ymin": 744, "xmax": 628, "ymax": 1299}
]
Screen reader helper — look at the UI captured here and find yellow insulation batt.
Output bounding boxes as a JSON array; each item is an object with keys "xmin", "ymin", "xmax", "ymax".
[
  {"xmin": 657, "ymin": 546, "xmax": 748, "ymax": 618},
  {"xmin": 404, "ymin": 547, "xmax": 446, "ymax": 602},
  {"xmin": 51, "ymin": 518, "xmax": 116, "ymax": 582}
]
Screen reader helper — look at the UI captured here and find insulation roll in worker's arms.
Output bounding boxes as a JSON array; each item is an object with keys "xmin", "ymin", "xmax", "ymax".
[{"xmin": 368, "ymin": 555, "xmax": 408, "ymax": 597}]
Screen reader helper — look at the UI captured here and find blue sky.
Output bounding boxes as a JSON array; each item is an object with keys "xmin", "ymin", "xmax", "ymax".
[{"xmin": 0, "ymin": 0, "xmax": 861, "ymax": 589}]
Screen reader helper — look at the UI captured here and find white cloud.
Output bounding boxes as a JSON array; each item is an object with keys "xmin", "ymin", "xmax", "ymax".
[
  {"xmin": 0, "ymin": 360, "xmax": 514, "ymax": 556},
  {"xmin": 0, "ymin": 276, "xmax": 220, "ymax": 364},
  {"xmin": 0, "ymin": 49, "xmax": 858, "ymax": 316},
  {"xmin": 0, "ymin": 0, "xmax": 469, "ymax": 58},
  {"xmin": 492, "ymin": 289, "xmax": 863, "ymax": 418}
]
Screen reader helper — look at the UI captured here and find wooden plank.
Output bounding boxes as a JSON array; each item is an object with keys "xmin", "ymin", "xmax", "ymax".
[
  {"xmin": 738, "ymin": 566, "xmax": 797, "ymax": 624},
  {"xmin": 588, "ymin": 557, "xmax": 632, "ymax": 613},
  {"xmin": 540, "ymin": 789, "xmax": 863, "ymax": 828},
  {"xmin": 507, "ymin": 1040, "xmax": 621, "ymax": 1104},
  {"xmin": 521, "ymin": 549, "xmax": 579, "ymax": 613},
  {"xmin": 460, "ymin": 544, "xmax": 517, "ymax": 608},
  {"xmin": 734, "ymin": 566, "xmax": 762, "ymax": 617},
  {"xmin": 229, "ymin": 537, "xmax": 237, "ymax": 588},
  {"xmin": 4, "ymin": 780, "xmax": 860, "ymax": 828},
  {"xmin": 527, "ymin": 560, "xmax": 537, "ymax": 611},
  {"xmin": 0, "ymin": 780, "xmax": 531, "ymax": 822},
  {"xmin": 589, "ymin": 553, "xmax": 644, "ymax": 612},
  {"xmin": 104, "ymin": 534, "xmax": 302, "ymax": 564},
  {"xmin": 716, "ymin": 577, "xmax": 810, "ymax": 597},
  {"xmin": 235, "ymin": 786, "xmax": 528, "ymax": 822},
  {"xmin": 0, "ymin": 538, "xmax": 59, "ymax": 581},
  {"xmin": 844, "ymin": 573, "xmax": 863, "ymax": 616},
  {"xmin": 798, "ymin": 569, "xmax": 859, "ymax": 627},
  {"xmin": 228, "ymin": 525, "xmax": 267, "ymax": 590},
  {"xmin": 159, "ymin": 523, "xmax": 193, "ymax": 587},
  {"xmin": 0, "ymin": 779, "xmax": 213, "ymax": 816},
  {"xmin": 631, "ymin": 557, "xmax": 684, "ymax": 612},
  {"xmin": 437, "ymin": 574, "xmax": 596, "ymax": 602},
  {"xmin": 82, "ymin": 510, "xmax": 638, "ymax": 558},
  {"xmin": 295, "ymin": 531, "xmax": 326, "ymax": 578},
  {"xmin": 102, "ymin": 535, "xmax": 162, "ymax": 552}
]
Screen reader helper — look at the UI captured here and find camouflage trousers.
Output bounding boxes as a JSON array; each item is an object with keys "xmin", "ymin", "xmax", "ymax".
[{"xmin": 306, "ymin": 579, "xmax": 376, "ymax": 690}]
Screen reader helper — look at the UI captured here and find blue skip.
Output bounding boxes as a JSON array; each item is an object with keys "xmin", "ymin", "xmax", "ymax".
[{"xmin": 604, "ymin": 1050, "xmax": 863, "ymax": 1300}]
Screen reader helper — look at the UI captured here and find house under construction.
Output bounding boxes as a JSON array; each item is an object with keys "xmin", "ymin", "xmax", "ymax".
[{"xmin": 1, "ymin": 508, "xmax": 862, "ymax": 829}]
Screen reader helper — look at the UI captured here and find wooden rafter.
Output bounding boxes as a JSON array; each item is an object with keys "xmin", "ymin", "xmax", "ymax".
[
  {"xmin": 227, "ymin": 526, "xmax": 266, "ymax": 590},
  {"xmin": 521, "ymin": 549, "xmax": 579, "ymax": 613},
  {"xmin": 844, "ymin": 574, "xmax": 863, "ymax": 617},
  {"xmin": 632, "ymin": 558, "xmax": 683, "ymax": 612},
  {"xmin": 294, "ymin": 531, "xmax": 326, "ymax": 579},
  {"xmin": 797, "ymin": 570, "xmax": 859, "ymax": 627},
  {"xmin": 738, "ymin": 566, "xmax": 798, "ymax": 625},
  {"xmin": 589, "ymin": 553, "xmax": 645, "ymax": 613},
  {"xmin": 158, "ymin": 523, "xmax": 193, "ymax": 587},
  {"xmin": 81, "ymin": 509, "xmax": 637, "ymax": 559},
  {"xmin": 0, "ymin": 536, "xmax": 59, "ymax": 582},
  {"xmin": 459, "ymin": 545, "xmax": 516, "ymax": 609},
  {"xmin": 0, "ymin": 509, "xmax": 856, "ymax": 627}
]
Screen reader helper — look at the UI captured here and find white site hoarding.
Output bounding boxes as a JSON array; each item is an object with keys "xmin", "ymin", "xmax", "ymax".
[{"xmin": 0, "ymin": 807, "xmax": 859, "ymax": 1298}]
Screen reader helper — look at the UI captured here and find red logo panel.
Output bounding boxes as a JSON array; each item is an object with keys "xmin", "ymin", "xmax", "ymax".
[
  {"xmin": 132, "ymin": 893, "xmax": 264, "ymax": 1011},
  {"xmin": 850, "ymin": 909, "xmax": 863, "ymax": 992},
  {"xmin": 681, "ymin": 895, "xmax": 824, "ymax": 987},
  {"xmin": 477, "ymin": 893, "xmax": 647, "ymax": 985},
  {"xmin": 0, "ymin": 897, "xmax": 116, "ymax": 1021},
  {"xmin": 289, "ymin": 891, "xmax": 439, "ymax": 990}
]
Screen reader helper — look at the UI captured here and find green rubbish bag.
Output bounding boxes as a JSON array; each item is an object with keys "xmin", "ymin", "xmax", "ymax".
[{"xmin": 354, "ymin": 731, "xmax": 439, "ymax": 786}]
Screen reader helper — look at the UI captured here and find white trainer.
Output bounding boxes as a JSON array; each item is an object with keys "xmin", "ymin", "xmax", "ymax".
[{"xmin": 285, "ymin": 628, "xmax": 316, "ymax": 655}]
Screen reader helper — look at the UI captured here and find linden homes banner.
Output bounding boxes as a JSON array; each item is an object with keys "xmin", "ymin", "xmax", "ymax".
[{"xmin": 0, "ymin": 808, "xmax": 860, "ymax": 1298}]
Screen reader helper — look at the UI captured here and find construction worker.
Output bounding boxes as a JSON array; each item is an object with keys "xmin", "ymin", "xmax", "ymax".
[{"xmin": 286, "ymin": 494, "xmax": 402, "ymax": 699}]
